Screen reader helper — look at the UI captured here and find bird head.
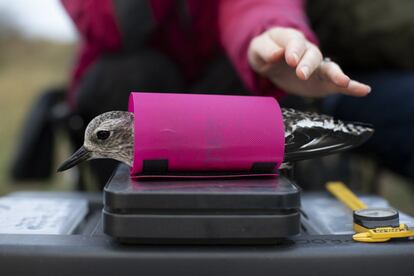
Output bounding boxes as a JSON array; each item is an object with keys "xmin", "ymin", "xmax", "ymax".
[{"xmin": 57, "ymin": 111, "xmax": 134, "ymax": 172}]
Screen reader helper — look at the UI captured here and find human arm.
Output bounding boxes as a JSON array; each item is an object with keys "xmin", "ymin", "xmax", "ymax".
[{"xmin": 218, "ymin": 0, "xmax": 370, "ymax": 98}]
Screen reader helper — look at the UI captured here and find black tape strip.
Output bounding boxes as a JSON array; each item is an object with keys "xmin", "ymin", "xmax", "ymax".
[
  {"xmin": 141, "ymin": 160, "xmax": 277, "ymax": 176},
  {"xmin": 250, "ymin": 162, "xmax": 277, "ymax": 174},
  {"xmin": 142, "ymin": 159, "xmax": 169, "ymax": 175}
]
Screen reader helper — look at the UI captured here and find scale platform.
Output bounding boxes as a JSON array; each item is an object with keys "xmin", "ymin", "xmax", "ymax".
[{"xmin": 103, "ymin": 165, "xmax": 301, "ymax": 244}]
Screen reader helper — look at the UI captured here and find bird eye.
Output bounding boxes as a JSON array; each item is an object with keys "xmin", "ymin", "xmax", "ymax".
[{"xmin": 96, "ymin": 130, "xmax": 110, "ymax": 140}]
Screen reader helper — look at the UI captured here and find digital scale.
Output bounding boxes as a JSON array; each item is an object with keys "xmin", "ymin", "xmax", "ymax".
[{"xmin": 103, "ymin": 165, "xmax": 301, "ymax": 244}]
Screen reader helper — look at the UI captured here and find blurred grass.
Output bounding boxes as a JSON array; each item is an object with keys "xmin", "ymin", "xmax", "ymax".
[{"xmin": 0, "ymin": 36, "xmax": 75, "ymax": 194}]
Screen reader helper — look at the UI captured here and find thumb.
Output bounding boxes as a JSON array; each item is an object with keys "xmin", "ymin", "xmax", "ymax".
[{"xmin": 248, "ymin": 34, "xmax": 284, "ymax": 74}]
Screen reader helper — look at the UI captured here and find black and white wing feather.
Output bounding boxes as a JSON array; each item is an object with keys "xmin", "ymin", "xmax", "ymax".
[{"xmin": 282, "ymin": 108, "xmax": 374, "ymax": 162}]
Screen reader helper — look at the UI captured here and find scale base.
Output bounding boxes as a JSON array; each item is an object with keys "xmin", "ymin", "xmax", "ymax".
[{"xmin": 103, "ymin": 165, "xmax": 301, "ymax": 244}]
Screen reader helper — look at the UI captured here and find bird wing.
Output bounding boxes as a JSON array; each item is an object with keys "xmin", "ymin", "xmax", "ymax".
[{"xmin": 282, "ymin": 108, "xmax": 374, "ymax": 162}]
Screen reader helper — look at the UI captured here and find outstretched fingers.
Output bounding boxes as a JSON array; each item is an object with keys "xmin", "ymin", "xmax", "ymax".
[
  {"xmin": 319, "ymin": 59, "xmax": 350, "ymax": 87},
  {"xmin": 284, "ymin": 35, "xmax": 307, "ymax": 67},
  {"xmin": 341, "ymin": 80, "xmax": 372, "ymax": 97},
  {"xmin": 295, "ymin": 44, "xmax": 323, "ymax": 80},
  {"xmin": 268, "ymin": 27, "xmax": 307, "ymax": 67},
  {"xmin": 318, "ymin": 60, "xmax": 371, "ymax": 97},
  {"xmin": 268, "ymin": 28, "xmax": 325, "ymax": 80},
  {"xmin": 249, "ymin": 27, "xmax": 372, "ymax": 98}
]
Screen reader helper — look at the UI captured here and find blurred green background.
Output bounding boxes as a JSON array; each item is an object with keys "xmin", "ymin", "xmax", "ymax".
[
  {"xmin": 0, "ymin": 0, "xmax": 412, "ymax": 215},
  {"xmin": 0, "ymin": 0, "xmax": 76, "ymax": 193},
  {"xmin": 0, "ymin": 36, "xmax": 74, "ymax": 194}
]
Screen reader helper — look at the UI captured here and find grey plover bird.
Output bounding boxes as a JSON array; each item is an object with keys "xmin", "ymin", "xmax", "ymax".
[
  {"xmin": 57, "ymin": 111, "xmax": 134, "ymax": 172},
  {"xmin": 57, "ymin": 109, "xmax": 373, "ymax": 172}
]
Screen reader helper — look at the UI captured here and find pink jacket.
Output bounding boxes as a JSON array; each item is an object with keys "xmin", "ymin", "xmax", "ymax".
[{"xmin": 62, "ymin": 0, "xmax": 317, "ymax": 106}]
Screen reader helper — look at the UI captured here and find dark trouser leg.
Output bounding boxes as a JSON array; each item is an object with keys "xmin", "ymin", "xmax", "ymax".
[
  {"xmin": 321, "ymin": 71, "xmax": 414, "ymax": 181},
  {"xmin": 189, "ymin": 56, "xmax": 248, "ymax": 95},
  {"xmin": 75, "ymin": 50, "xmax": 185, "ymax": 121}
]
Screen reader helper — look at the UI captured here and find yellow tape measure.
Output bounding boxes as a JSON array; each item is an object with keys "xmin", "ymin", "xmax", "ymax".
[{"xmin": 326, "ymin": 182, "xmax": 414, "ymax": 243}]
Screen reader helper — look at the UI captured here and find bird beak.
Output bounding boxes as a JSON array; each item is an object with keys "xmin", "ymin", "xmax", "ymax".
[{"xmin": 57, "ymin": 146, "xmax": 91, "ymax": 172}]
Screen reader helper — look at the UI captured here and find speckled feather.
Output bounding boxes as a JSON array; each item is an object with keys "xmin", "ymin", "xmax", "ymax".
[
  {"xmin": 282, "ymin": 108, "xmax": 373, "ymax": 137},
  {"xmin": 281, "ymin": 108, "xmax": 374, "ymax": 162}
]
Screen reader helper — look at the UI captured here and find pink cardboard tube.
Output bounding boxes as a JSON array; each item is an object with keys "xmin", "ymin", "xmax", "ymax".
[{"xmin": 128, "ymin": 92, "xmax": 285, "ymax": 178}]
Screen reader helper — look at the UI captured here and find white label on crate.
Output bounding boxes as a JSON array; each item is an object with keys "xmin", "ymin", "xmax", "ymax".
[{"xmin": 0, "ymin": 197, "xmax": 88, "ymax": 234}]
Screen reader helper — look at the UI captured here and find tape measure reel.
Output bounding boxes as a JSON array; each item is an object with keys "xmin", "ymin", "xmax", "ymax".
[
  {"xmin": 353, "ymin": 208, "xmax": 400, "ymax": 230},
  {"xmin": 326, "ymin": 182, "xmax": 414, "ymax": 243}
]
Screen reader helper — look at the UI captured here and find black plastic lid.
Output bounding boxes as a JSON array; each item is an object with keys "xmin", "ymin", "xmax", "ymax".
[{"xmin": 104, "ymin": 165, "xmax": 301, "ymax": 212}]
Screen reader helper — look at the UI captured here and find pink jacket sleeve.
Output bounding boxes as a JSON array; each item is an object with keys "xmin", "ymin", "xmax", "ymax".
[
  {"xmin": 61, "ymin": 0, "xmax": 122, "ymax": 107},
  {"xmin": 61, "ymin": 0, "xmax": 121, "ymax": 50},
  {"xmin": 218, "ymin": 0, "xmax": 318, "ymax": 99}
]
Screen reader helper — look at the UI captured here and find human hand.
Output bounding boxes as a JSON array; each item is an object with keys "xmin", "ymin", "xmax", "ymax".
[{"xmin": 248, "ymin": 27, "xmax": 371, "ymax": 97}]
